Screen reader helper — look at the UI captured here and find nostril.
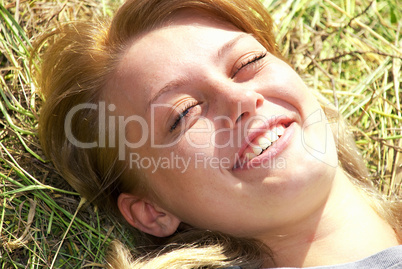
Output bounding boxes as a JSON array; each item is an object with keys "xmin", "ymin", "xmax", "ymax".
[
  {"xmin": 256, "ymin": 96, "xmax": 264, "ymax": 108},
  {"xmin": 236, "ymin": 112, "xmax": 247, "ymax": 123}
]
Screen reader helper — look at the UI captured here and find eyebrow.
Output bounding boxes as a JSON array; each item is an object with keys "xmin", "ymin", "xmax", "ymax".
[
  {"xmin": 147, "ymin": 33, "xmax": 250, "ymax": 110},
  {"xmin": 147, "ymin": 77, "xmax": 190, "ymax": 112},
  {"xmin": 217, "ymin": 33, "xmax": 250, "ymax": 59}
]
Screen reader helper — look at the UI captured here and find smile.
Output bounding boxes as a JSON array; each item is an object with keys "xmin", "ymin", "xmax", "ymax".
[
  {"xmin": 244, "ymin": 124, "xmax": 285, "ymax": 160},
  {"xmin": 233, "ymin": 118, "xmax": 295, "ymax": 170}
]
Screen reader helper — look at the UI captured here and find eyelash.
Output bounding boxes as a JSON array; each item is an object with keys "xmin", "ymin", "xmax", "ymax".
[
  {"xmin": 170, "ymin": 101, "xmax": 199, "ymax": 132},
  {"xmin": 231, "ymin": 51, "xmax": 267, "ymax": 79},
  {"xmin": 168, "ymin": 52, "xmax": 266, "ymax": 132}
]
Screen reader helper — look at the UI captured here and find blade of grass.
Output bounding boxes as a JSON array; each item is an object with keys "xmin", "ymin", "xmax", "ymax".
[
  {"xmin": 323, "ymin": 0, "xmax": 401, "ymax": 54},
  {"xmin": 50, "ymin": 197, "xmax": 86, "ymax": 269}
]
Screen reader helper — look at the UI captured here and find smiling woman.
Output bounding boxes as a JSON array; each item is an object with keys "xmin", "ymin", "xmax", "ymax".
[{"xmin": 37, "ymin": 0, "xmax": 402, "ymax": 268}]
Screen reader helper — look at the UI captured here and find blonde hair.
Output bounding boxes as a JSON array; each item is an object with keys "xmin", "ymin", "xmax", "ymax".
[
  {"xmin": 37, "ymin": 0, "xmax": 401, "ymax": 267},
  {"xmin": 107, "ymin": 230, "xmax": 272, "ymax": 268},
  {"xmin": 38, "ymin": 0, "xmax": 280, "ymax": 218}
]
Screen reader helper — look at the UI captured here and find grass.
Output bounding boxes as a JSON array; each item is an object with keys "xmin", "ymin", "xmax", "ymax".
[
  {"xmin": 264, "ymin": 0, "xmax": 402, "ymax": 195},
  {"xmin": 0, "ymin": 0, "xmax": 401, "ymax": 268}
]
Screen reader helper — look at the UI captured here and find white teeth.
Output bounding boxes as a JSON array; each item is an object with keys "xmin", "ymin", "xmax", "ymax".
[
  {"xmin": 252, "ymin": 136, "xmax": 272, "ymax": 156},
  {"xmin": 242, "ymin": 124, "xmax": 286, "ymax": 163},
  {"xmin": 258, "ymin": 136, "xmax": 271, "ymax": 149},
  {"xmin": 276, "ymin": 125, "xmax": 285, "ymax": 136},
  {"xmin": 252, "ymin": 145, "xmax": 263, "ymax": 156},
  {"xmin": 245, "ymin": 152, "xmax": 258, "ymax": 161},
  {"xmin": 265, "ymin": 130, "xmax": 279, "ymax": 143}
]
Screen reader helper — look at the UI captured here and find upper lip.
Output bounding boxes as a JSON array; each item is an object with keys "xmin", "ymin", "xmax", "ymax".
[{"xmin": 233, "ymin": 115, "xmax": 295, "ymax": 169}]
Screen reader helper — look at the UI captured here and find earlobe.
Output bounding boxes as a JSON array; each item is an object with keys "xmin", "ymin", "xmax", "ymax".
[{"xmin": 118, "ymin": 193, "xmax": 181, "ymax": 237}]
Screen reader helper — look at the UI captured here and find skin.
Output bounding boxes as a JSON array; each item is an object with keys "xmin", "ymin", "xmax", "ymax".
[{"xmin": 110, "ymin": 10, "xmax": 399, "ymax": 267}]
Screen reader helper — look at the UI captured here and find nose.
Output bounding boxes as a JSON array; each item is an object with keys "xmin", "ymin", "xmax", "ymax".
[{"xmin": 212, "ymin": 81, "xmax": 264, "ymax": 128}]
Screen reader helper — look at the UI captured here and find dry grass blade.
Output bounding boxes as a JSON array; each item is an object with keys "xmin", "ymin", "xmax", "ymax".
[
  {"xmin": 0, "ymin": 0, "xmax": 401, "ymax": 268},
  {"xmin": 265, "ymin": 0, "xmax": 401, "ymax": 194},
  {"xmin": 1, "ymin": 1, "xmax": 133, "ymax": 268}
]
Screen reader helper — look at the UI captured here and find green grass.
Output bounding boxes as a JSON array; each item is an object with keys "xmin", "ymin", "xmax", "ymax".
[
  {"xmin": 264, "ymin": 0, "xmax": 401, "ymax": 195},
  {"xmin": 0, "ymin": 0, "xmax": 401, "ymax": 268}
]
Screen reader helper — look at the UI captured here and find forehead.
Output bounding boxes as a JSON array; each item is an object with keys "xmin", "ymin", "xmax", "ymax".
[
  {"xmin": 109, "ymin": 11, "xmax": 242, "ymax": 115},
  {"xmin": 122, "ymin": 10, "xmax": 241, "ymax": 71}
]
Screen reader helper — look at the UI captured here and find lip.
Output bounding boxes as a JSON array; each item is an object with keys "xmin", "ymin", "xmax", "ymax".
[{"xmin": 233, "ymin": 116, "xmax": 296, "ymax": 170}]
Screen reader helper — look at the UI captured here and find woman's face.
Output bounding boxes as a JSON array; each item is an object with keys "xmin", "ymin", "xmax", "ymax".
[{"xmin": 110, "ymin": 11, "xmax": 339, "ymax": 238}]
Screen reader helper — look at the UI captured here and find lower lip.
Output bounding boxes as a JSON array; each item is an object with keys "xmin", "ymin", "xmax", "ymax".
[{"xmin": 234, "ymin": 122, "xmax": 296, "ymax": 170}]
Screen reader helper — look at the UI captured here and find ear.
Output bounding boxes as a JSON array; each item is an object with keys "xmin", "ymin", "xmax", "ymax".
[{"xmin": 118, "ymin": 193, "xmax": 181, "ymax": 237}]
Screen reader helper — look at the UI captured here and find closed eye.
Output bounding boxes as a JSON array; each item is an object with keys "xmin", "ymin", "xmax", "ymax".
[
  {"xmin": 170, "ymin": 101, "xmax": 200, "ymax": 132},
  {"xmin": 231, "ymin": 51, "xmax": 267, "ymax": 79}
]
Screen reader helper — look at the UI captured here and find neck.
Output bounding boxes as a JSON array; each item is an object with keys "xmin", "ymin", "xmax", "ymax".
[{"xmin": 261, "ymin": 168, "xmax": 400, "ymax": 268}]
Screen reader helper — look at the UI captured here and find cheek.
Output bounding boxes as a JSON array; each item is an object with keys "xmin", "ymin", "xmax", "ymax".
[
  {"xmin": 182, "ymin": 119, "xmax": 216, "ymax": 149},
  {"xmin": 261, "ymin": 63, "xmax": 318, "ymax": 110},
  {"xmin": 301, "ymin": 109, "xmax": 339, "ymax": 168},
  {"xmin": 148, "ymin": 165, "xmax": 219, "ymax": 225}
]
